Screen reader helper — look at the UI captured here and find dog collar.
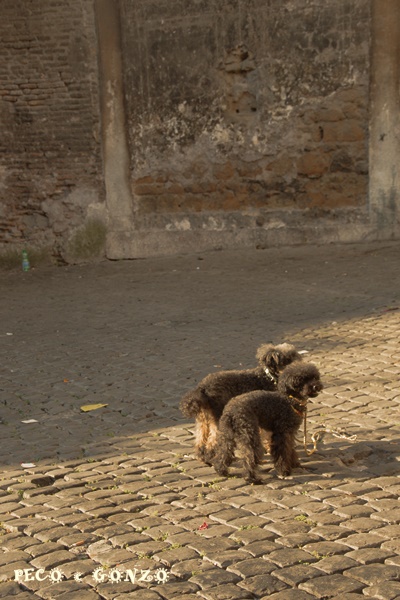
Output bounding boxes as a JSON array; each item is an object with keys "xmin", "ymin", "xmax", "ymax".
[
  {"xmin": 289, "ymin": 395, "xmax": 307, "ymax": 415},
  {"xmin": 264, "ymin": 367, "xmax": 277, "ymax": 384}
]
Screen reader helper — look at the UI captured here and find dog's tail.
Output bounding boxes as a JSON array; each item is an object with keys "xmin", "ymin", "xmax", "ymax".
[{"xmin": 179, "ymin": 388, "xmax": 209, "ymax": 418}]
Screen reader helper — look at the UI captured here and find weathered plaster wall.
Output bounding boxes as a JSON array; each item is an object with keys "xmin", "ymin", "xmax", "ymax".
[
  {"xmin": 0, "ymin": 0, "xmax": 104, "ymax": 264},
  {"xmin": 117, "ymin": 0, "xmax": 371, "ymax": 256},
  {"xmin": 0, "ymin": 0, "xmax": 379, "ymax": 263}
]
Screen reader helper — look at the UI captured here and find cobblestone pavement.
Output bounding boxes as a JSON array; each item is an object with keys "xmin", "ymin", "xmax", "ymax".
[{"xmin": 1, "ymin": 241, "xmax": 400, "ymax": 600}]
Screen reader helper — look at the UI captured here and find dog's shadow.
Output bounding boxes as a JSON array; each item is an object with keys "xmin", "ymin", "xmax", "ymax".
[
  {"xmin": 252, "ymin": 436, "xmax": 400, "ymax": 481},
  {"xmin": 300, "ymin": 437, "xmax": 400, "ymax": 479}
]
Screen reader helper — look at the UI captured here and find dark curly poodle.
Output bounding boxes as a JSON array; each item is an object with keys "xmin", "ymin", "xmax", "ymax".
[
  {"xmin": 211, "ymin": 362, "xmax": 323, "ymax": 483},
  {"xmin": 179, "ymin": 343, "xmax": 302, "ymax": 464}
]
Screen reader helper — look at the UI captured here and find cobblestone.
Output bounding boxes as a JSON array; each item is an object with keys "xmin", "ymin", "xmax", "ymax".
[
  {"xmin": 299, "ymin": 573, "xmax": 365, "ymax": 596},
  {"xmin": 266, "ymin": 548, "xmax": 318, "ymax": 568},
  {"xmin": 1, "ymin": 241, "xmax": 400, "ymax": 598},
  {"xmin": 267, "ymin": 592, "xmax": 315, "ymax": 600},
  {"xmin": 30, "ymin": 549, "xmax": 77, "ymax": 569},
  {"xmin": 313, "ymin": 555, "xmax": 359, "ymax": 574},
  {"xmin": 344, "ymin": 548, "xmax": 395, "ymax": 565},
  {"xmin": 345, "ymin": 563, "xmax": 400, "ymax": 585},
  {"xmin": 272, "ymin": 564, "xmax": 323, "ymax": 586},
  {"xmin": 227, "ymin": 557, "xmax": 274, "ymax": 577},
  {"xmin": 200, "ymin": 583, "xmax": 254, "ymax": 599},
  {"xmin": 239, "ymin": 539, "xmax": 277, "ymax": 557},
  {"xmin": 0, "ymin": 549, "xmax": 29, "ymax": 567},
  {"xmin": 363, "ymin": 581, "xmax": 400, "ymax": 599}
]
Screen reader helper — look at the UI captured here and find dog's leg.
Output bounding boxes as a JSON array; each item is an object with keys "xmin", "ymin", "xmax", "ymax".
[
  {"xmin": 212, "ymin": 429, "xmax": 236, "ymax": 477},
  {"xmin": 238, "ymin": 427, "xmax": 264, "ymax": 484},
  {"xmin": 203, "ymin": 420, "xmax": 219, "ymax": 464},
  {"xmin": 291, "ymin": 447, "xmax": 301, "ymax": 469},
  {"xmin": 194, "ymin": 410, "xmax": 211, "ymax": 462},
  {"xmin": 259, "ymin": 429, "xmax": 271, "ymax": 457},
  {"xmin": 270, "ymin": 431, "xmax": 295, "ymax": 477}
]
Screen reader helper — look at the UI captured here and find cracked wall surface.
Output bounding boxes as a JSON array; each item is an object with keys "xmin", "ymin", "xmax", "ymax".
[
  {"xmin": 122, "ymin": 0, "xmax": 370, "ymax": 223},
  {"xmin": 0, "ymin": 0, "xmax": 378, "ymax": 262}
]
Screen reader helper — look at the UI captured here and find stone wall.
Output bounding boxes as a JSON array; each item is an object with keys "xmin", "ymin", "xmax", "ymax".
[
  {"xmin": 0, "ymin": 0, "xmax": 374, "ymax": 263},
  {"xmin": 0, "ymin": 0, "xmax": 105, "ymax": 264},
  {"xmin": 118, "ymin": 0, "xmax": 370, "ymax": 256}
]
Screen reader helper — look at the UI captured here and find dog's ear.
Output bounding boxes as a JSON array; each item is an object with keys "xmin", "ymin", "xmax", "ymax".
[
  {"xmin": 257, "ymin": 343, "xmax": 301, "ymax": 372},
  {"xmin": 279, "ymin": 369, "xmax": 305, "ymax": 395},
  {"xmin": 256, "ymin": 344, "xmax": 276, "ymax": 368},
  {"xmin": 275, "ymin": 343, "xmax": 302, "ymax": 366},
  {"xmin": 269, "ymin": 349, "xmax": 284, "ymax": 370}
]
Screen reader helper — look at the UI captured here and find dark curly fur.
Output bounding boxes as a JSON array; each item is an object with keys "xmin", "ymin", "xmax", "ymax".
[
  {"xmin": 211, "ymin": 362, "xmax": 323, "ymax": 483},
  {"xmin": 179, "ymin": 343, "xmax": 302, "ymax": 464}
]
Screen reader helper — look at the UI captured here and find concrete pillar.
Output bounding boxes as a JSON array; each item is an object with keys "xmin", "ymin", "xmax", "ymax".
[
  {"xmin": 95, "ymin": 0, "xmax": 133, "ymax": 257},
  {"xmin": 369, "ymin": 0, "xmax": 400, "ymax": 236}
]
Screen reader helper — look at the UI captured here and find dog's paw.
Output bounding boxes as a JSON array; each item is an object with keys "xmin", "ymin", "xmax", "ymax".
[
  {"xmin": 245, "ymin": 476, "xmax": 263, "ymax": 485},
  {"xmin": 277, "ymin": 469, "xmax": 292, "ymax": 478},
  {"xmin": 214, "ymin": 466, "xmax": 229, "ymax": 477}
]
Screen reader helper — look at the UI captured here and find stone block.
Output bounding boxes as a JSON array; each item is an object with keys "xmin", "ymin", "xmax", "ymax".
[
  {"xmin": 299, "ymin": 573, "xmax": 365, "ymax": 597},
  {"xmin": 189, "ymin": 568, "xmax": 240, "ymax": 589},
  {"xmin": 238, "ymin": 573, "xmax": 287, "ymax": 596},
  {"xmin": 345, "ymin": 564, "xmax": 400, "ymax": 585},
  {"xmin": 297, "ymin": 153, "xmax": 330, "ymax": 178},
  {"xmin": 323, "ymin": 121, "xmax": 365, "ymax": 143}
]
